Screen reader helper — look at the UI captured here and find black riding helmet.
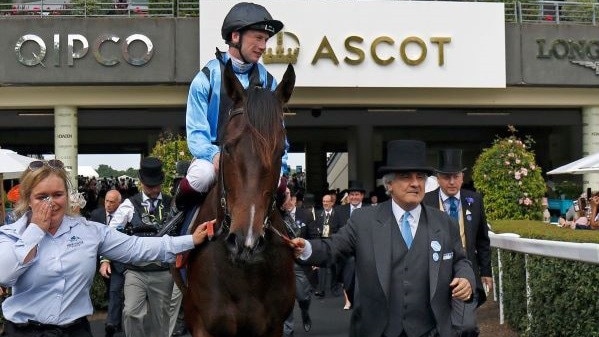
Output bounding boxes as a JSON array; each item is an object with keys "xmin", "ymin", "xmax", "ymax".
[{"xmin": 221, "ymin": 2, "xmax": 284, "ymax": 43}]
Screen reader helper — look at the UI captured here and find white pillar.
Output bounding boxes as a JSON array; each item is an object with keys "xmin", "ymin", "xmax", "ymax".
[
  {"xmin": 582, "ymin": 107, "xmax": 599, "ymax": 190},
  {"xmin": 54, "ymin": 105, "xmax": 78, "ymax": 189}
]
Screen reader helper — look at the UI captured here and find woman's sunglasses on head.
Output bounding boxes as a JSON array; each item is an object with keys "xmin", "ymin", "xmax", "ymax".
[{"xmin": 28, "ymin": 159, "xmax": 65, "ymax": 171}]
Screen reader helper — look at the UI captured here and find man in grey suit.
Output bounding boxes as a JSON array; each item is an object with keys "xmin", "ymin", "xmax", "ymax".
[{"xmin": 292, "ymin": 140, "xmax": 475, "ymax": 337}]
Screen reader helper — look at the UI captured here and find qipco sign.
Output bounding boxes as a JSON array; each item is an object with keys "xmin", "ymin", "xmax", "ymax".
[{"xmin": 14, "ymin": 33, "xmax": 154, "ymax": 67}]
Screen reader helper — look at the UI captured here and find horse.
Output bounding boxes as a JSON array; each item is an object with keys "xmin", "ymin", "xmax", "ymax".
[{"xmin": 182, "ymin": 61, "xmax": 297, "ymax": 337}]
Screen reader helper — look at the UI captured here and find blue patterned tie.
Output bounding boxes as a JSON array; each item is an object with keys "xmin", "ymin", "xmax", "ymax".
[
  {"xmin": 401, "ymin": 212, "xmax": 413, "ymax": 249},
  {"xmin": 148, "ymin": 198, "xmax": 157, "ymax": 214},
  {"xmin": 449, "ymin": 197, "xmax": 459, "ymax": 220}
]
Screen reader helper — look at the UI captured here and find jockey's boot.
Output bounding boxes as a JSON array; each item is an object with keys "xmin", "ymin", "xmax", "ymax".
[{"xmin": 161, "ymin": 177, "xmax": 207, "ymax": 236}]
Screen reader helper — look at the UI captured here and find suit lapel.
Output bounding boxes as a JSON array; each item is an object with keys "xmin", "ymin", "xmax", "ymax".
[
  {"xmin": 460, "ymin": 193, "xmax": 471, "ymax": 248},
  {"xmin": 424, "ymin": 207, "xmax": 442, "ymax": 300},
  {"xmin": 373, "ymin": 201, "xmax": 394, "ymax": 300}
]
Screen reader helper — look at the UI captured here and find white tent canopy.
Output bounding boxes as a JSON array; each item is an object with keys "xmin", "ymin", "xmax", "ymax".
[
  {"xmin": 78, "ymin": 165, "xmax": 99, "ymax": 178},
  {"xmin": 547, "ymin": 152, "xmax": 599, "ymax": 175},
  {"xmin": 0, "ymin": 148, "xmax": 36, "ymax": 180}
]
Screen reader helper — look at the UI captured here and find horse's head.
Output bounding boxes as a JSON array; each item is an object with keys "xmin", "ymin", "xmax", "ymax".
[{"xmin": 218, "ymin": 61, "xmax": 295, "ymax": 262}]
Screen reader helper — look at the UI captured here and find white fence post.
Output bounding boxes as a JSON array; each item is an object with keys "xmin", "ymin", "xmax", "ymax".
[{"xmin": 497, "ymin": 248, "xmax": 504, "ymax": 325}]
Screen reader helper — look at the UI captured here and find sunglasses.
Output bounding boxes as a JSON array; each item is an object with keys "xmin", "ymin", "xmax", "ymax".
[{"xmin": 28, "ymin": 159, "xmax": 65, "ymax": 171}]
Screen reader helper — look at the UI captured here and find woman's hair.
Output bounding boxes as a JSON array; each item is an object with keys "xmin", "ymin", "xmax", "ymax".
[
  {"xmin": 14, "ymin": 164, "xmax": 73, "ymax": 218},
  {"xmin": 70, "ymin": 191, "xmax": 87, "ymax": 211}
]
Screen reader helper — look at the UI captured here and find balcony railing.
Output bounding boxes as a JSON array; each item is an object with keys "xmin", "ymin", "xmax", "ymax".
[
  {"xmin": 507, "ymin": 1, "xmax": 599, "ymax": 25},
  {"xmin": 0, "ymin": 0, "xmax": 193, "ymax": 16},
  {"xmin": 0, "ymin": 0, "xmax": 597, "ymax": 24}
]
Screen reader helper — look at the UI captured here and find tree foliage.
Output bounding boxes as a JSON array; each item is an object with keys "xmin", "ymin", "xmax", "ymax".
[
  {"xmin": 95, "ymin": 164, "xmax": 137, "ymax": 179},
  {"xmin": 149, "ymin": 132, "xmax": 192, "ymax": 195},
  {"xmin": 472, "ymin": 126, "xmax": 546, "ymax": 220}
]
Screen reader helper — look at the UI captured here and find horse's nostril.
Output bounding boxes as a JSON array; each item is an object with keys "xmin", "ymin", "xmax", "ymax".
[
  {"xmin": 256, "ymin": 235, "xmax": 266, "ymax": 248},
  {"xmin": 226, "ymin": 233, "xmax": 238, "ymax": 252}
]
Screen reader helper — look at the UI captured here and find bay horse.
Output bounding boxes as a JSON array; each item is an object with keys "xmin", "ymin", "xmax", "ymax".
[{"xmin": 183, "ymin": 61, "xmax": 296, "ymax": 337}]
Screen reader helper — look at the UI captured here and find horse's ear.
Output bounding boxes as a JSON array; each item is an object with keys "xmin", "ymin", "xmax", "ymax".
[
  {"xmin": 275, "ymin": 64, "xmax": 295, "ymax": 104},
  {"xmin": 224, "ymin": 59, "xmax": 245, "ymax": 105}
]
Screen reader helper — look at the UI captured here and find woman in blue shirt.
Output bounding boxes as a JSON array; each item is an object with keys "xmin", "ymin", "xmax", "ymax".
[{"xmin": 0, "ymin": 159, "xmax": 211, "ymax": 337}]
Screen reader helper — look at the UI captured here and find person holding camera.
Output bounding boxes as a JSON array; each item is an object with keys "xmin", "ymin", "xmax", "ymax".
[{"xmin": 109, "ymin": 157, "xmax": 175, "ymax": 337}]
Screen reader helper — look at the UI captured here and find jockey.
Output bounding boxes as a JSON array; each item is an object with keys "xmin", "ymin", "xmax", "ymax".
[{"xmin": 164, "ymin": 2, "xmax": 290, "ymax": 230}]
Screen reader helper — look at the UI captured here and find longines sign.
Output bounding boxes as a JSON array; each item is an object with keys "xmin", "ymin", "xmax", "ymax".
[{"xmin": 200, "ymin": 0, "xmax": 506, "ymax": 88}]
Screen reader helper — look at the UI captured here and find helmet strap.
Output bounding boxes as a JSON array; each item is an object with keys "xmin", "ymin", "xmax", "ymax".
[{"xmin": 231, "ymin": 30, "xmax": 250, "ymax": 64}]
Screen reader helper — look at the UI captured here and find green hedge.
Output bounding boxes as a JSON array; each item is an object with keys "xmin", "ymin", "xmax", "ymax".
[{"xmin": 492, "ymin": 220, "xmax": 599, "ymax": 337}]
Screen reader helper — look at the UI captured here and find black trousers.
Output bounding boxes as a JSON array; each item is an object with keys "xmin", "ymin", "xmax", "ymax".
[
  {"xmin": 384, "ymin": 328, "xmax": 440, "ymax": 337},
  {"xmin": 2, "ymin": 317, "xmax": 92, "ymax": 337}
]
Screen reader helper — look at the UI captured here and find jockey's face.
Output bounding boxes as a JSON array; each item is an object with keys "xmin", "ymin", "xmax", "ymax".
[{"xmin": 230, "ymin": 29, "xmax": 270, "ymax": 64}]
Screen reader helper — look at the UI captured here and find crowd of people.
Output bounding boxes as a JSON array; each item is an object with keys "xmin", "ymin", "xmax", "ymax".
[
  {"xmin": 0, "ymin": 2, "xmax": 500, "ymax": 337},
  {"xmin": 557, "ymin": 191, "xmax": 599, "ymax": 230},
  {"xmin": 76, "ymin": 175, "xmax": 139, "ymax": 219}
]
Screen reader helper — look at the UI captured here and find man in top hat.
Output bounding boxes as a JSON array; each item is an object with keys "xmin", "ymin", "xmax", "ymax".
[
  {"xmin": 291, "ymin": 140, "xmax": 475, "ymax": 337},
  {"xmin": 110, "ymin": 157, "xmax": 174, "ymax": 337},
  {"xmin": 423, "ymin": 149, "xmax": 492, "ymax": 336},
  {"xmin": 334, "ymin": 180, "xmax": 366, "ymax": 309}
]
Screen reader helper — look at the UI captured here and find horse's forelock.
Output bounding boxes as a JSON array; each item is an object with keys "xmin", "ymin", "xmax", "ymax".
[{"xmin": 244, "ymin": 88, "xmax": 284, "ymax": 169}]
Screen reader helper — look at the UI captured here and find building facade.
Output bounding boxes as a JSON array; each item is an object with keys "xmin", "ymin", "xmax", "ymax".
[{"xmin": 1, "ymin": 1, "xmax": 599, "ymax": 195}]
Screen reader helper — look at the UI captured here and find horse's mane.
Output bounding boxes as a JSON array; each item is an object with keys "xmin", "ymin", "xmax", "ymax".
[{"xmin": 225, "ymin": 86, "xmax": 285, "ymax": 169}]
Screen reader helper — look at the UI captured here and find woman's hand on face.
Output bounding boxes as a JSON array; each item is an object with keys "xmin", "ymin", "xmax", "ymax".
[
  {"xmin": 30, "ymin": 197, "xmax": 53, "ymax": 232},
  {"xmin": 192, "ymin": 219, "xmax": 216, "ymax": 245}
]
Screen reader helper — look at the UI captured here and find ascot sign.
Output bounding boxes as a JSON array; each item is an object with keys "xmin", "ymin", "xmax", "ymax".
[
  {"xmin": 15, "ymin": 33, "xmax": 154, "ymax": 67},
  {"xmin": 200, "ymin": 0, "xmax": 506, "ymax": 88}
]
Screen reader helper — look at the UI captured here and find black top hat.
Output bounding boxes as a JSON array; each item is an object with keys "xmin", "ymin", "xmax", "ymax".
[
  {"xmin": 436, "ymin": 149, "xmax": 467, "ymax": 174},
  {"xmin": 378, "ymin": 140, "xmax": 435, "ymax": 176},
  {"xmin": 347, "ymin": 180, "xmax": 366, "ymax": 193},
  {"xmin": 138, "ymin": 157, "xmax": 165, "ymax": 186}
]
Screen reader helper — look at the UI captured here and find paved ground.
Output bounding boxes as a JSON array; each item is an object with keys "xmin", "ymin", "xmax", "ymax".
[{"xmin": 88, "ymin": 293, "xmax": 519, "ymax": 337}]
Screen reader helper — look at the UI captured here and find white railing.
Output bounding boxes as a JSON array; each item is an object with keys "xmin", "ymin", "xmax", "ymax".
[
  {"xmin": 512, "ymin": 1, "xmax": 599, "ymax": 25},
  {"xmin": 490, "ymin": 231, "xmax": 599, "ymax": 327}
]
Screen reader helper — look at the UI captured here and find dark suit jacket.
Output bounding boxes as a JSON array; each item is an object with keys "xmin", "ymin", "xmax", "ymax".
[
  {"xmin": 305, "ymin": 200, "xmax": 475, "ymax": 337},
  {"xmin": 334, "ymin": 203, "xmax": 365, "ymax": 228},
  {"xmin": 90, "ymin": 207, "xmax": 108, "ymax": 224},
  {"xmin": 307, "ymin": 208, "xmax": 342, "ymax": 239},
  {"xmin": 423, "ymin": 188, "xmax": 491, "ymax": 305},
  {"xmin": 334, "ymin": 204, "xmax": 351, "ymax": 228}
]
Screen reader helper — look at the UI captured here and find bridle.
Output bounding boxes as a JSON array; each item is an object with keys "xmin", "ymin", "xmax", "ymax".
[{"xmin": 214, "ymin": 106, "xmax": 279, "ymax": 239}]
